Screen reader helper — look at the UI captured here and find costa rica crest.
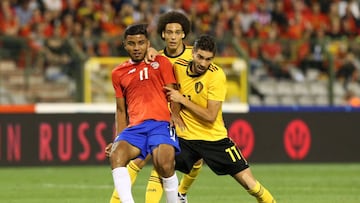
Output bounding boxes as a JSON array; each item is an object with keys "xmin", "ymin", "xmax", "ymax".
[{"xmin": 150, "ymin": 62, "xmax": 159, "ymax": 69}]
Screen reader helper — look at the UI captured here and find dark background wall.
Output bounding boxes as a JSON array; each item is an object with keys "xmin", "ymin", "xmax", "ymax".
[
  {"xmin": 226, "ymin": 112, "xmax": 359, "ymax": 163},
  {"xmin": 1, "ymin": 109, "xmax": 359, "ymax": 166}
]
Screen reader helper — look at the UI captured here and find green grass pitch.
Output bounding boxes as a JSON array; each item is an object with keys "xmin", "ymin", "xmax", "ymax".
[{"xmin": 1, "ymin": 163, "xmax": 359, "ymax": 203}]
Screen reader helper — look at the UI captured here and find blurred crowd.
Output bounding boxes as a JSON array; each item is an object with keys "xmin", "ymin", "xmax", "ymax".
[{"xmin": 1, "ymin": 0, "xmax": 360, "ymax": 88}]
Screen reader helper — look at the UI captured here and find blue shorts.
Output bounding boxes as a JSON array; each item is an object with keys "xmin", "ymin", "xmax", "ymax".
[{"xmin": 113, "ymin": 120, "xmax": 180, "ymax": 160}]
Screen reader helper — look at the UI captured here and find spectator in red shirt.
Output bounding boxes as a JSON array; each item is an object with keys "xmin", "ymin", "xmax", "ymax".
[{"xmin": 260, "ymin": 24, "xmax": 291, "ymax": 80}]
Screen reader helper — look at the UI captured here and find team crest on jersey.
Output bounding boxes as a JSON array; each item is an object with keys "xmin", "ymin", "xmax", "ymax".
[
  {"xmin": 195, "ymin": 82, "xmax": 203, "ymax": 93},
  {"xmin": 150, "ymin": 62, "xmax": 160, "ymax": 69}
]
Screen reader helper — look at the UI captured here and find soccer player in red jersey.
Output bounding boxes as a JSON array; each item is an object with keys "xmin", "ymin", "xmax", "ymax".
[
  {"xmin": 109, "ymin": 23, "xmax": 180, "ymax": 203},
  {"xmin": 107, "ymin": 11, "xmax": 198, "ymax": 203}
]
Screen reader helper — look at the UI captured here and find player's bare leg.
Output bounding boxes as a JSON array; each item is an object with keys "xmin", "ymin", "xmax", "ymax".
[{"xmin": 152, "ymin": 144, "xmax": 178, "ymax": 203}]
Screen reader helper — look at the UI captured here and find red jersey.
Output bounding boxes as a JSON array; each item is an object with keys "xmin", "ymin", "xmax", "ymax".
[{"xmin": 112, "ymin": 55, "xmax": 176, "ymax": 126}]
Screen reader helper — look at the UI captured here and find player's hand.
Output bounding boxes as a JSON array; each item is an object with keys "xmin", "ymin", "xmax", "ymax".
[
  {"xmin": 164, "ymin": 86, "xmax": 184, "ymax": 104},
  {"xmin": 145, "ymin": 47, "xmax": 158, "ymax": 64},
  {"xmin": 105, "ymin": 143, "xmax": 113, "ymax": 157}
]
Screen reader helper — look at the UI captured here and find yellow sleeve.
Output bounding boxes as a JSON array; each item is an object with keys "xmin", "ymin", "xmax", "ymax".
[{"xmin": 208, "ymin": 67, "xmax": 227, "ymax": 102}]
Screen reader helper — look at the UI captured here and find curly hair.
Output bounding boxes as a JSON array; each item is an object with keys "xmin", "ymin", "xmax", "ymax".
[{"xmin": 157, "ymin": 11, "xmax": 191, "ymax": 40}]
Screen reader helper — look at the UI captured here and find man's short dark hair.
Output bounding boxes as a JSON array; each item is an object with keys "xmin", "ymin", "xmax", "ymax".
[
  {"xmin": 194, "ymin": 35, "xmax": 217, "ymax": 55},
  {"xmin": 124, "ymin": 24, "xmax": 148, "ymax": 39},
  {"xmin": 157, "ymin": 11, "xmax": 191, "ymax": 39}
]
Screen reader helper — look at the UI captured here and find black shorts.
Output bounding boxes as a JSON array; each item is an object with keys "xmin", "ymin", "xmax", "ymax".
[{"xmin": 175, "ymin": 137, "xmax": 249, "ymax": 176}]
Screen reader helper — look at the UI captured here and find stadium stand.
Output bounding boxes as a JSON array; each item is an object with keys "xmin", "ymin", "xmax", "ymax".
[{"xmin": 0, "ymin": 0, "xmax": 360, "ymax": 106}]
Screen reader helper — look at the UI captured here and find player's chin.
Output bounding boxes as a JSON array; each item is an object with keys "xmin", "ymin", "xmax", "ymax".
[
  {"xmin": 196, "ymin": 67, "xmax": 207, "ymax": 74},
  {"xmin": 168, "ymin": 43, "xmax": 177, "ymax": 48},
  {"xmin": 132, "ymin": 56, "xmax": 144, "ymax": 62}
]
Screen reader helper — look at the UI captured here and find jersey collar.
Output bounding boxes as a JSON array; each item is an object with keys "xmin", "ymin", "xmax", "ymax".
[{"xmin": 163, "ymin": 44, "xmax": 186, "ymax": 59}]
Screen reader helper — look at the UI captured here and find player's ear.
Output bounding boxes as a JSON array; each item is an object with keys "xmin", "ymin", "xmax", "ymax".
[
  {"xmin": 181, "ymin": 33, "xmax": 185, "ymax": 39},
  {"xmin": 162, "ymin": 31, "xmax": 165, "ymax": 39}
]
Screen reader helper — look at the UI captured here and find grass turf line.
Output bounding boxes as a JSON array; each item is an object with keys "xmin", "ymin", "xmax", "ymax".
[{"xmin": 0, "ymin": 163, "xmax": 359, "ymax": 203}]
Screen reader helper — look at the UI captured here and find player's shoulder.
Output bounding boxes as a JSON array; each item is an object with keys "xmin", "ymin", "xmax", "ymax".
[
  {"xmin": 208, "ymin": 63, "xmax": 225, "ymax": 75},
  {"xmin": 155, "ymin": 55, "xmax": 168, "ymax": 60},
  {"xmin": 159, "ymin": 49, "xmax": 165, "ymax": 55},
  {"xmin": 112, "ymin": 60, "xmax": 131, "ymax": 73},
  {"xmin": 174, "ymin": 46, "xmax": 193, "ymax": 66},
  {"xmin": 154, "ymin": 55, "xmax": 171, "ymax": 64},
  {"xmin": 174, "ymin": 57, "xmax": 190, "ymax": 67},
  {"xmin": 181, "ymin": 45, "xmax": 193, "ymax": 57}
]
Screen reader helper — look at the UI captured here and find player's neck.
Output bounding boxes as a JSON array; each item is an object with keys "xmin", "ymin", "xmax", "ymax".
[
  {"xmin": 186, "ymin": 62, "xmax": 201, "ymax": 77},
  {"xmin": 165, "ymin": 43, "xmax": 185, "ymax": 58}
]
